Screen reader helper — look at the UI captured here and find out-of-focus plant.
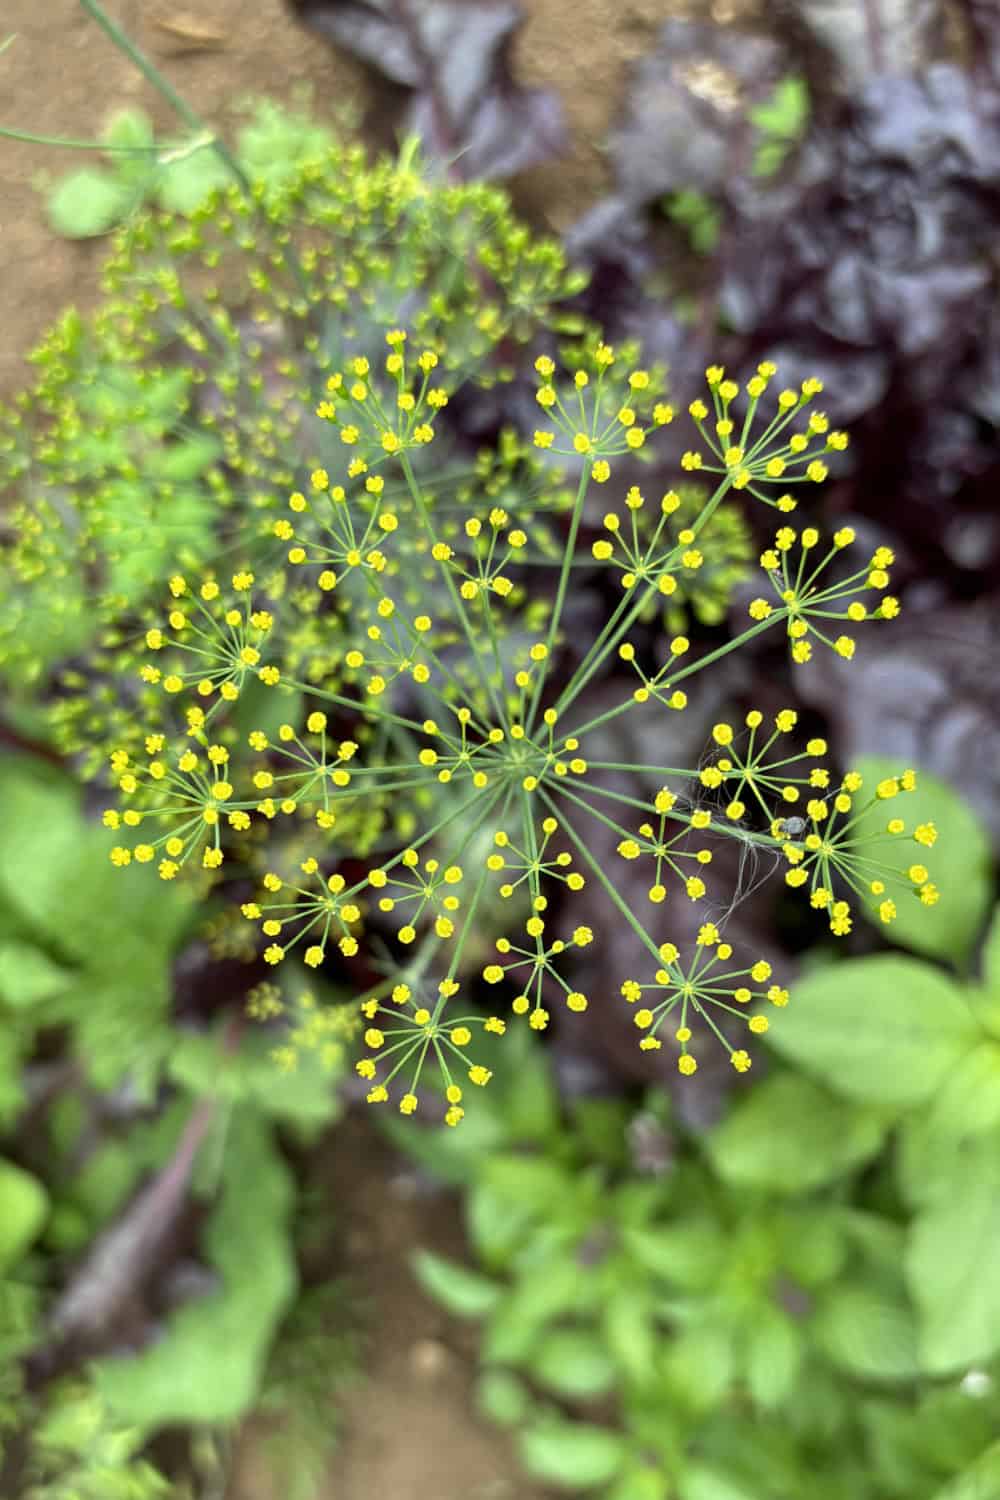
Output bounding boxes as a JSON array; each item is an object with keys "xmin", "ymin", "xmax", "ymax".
[
  {"xmin": 661, "ymin": 189, "xmax": 722, "ymax": 257},
  {"xmin": 0, "ymin": 750, "xmax": 358, "ymax": 1494},
  {"xmin": 659, "ymin": 74, "xmax": 808, "ymax": 256},
  {"xmin": 37, "ymin": 96, "xmax": 345, "ymax": 239}
]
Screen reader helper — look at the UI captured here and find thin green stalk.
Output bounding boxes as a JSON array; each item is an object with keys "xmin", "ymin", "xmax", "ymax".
[
  {"xmin": 399, "ymin": 451, "xmax": 507, "ymax": 725},
  {"xmin": 78, "ymin": 0, "xmax": 313, "ymax": 304},
  {"xmin": 525, "ymin": 464, "xmax": 590, "ymax": 734},
  {"xmin": 79, "ymin": 0, "xmax": 246, "ymax": 183},
  {"xmin": 0, "ymin": 124, "xmax": 162, "ymax": 151},
  {"xmin": 554, "ymin": 473, "xmax": 737, "ymax": 721},
  {"xmin": 537, "ymin": 787, "xmax": 662, "ymax": 968},
  {"xmin": 565, "ymin": 612, "xmax": 783, "ymax": 743}
]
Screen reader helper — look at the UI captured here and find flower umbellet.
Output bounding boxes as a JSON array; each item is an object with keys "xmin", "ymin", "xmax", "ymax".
[{"xmin": 90, "ymin": 340, "xmax": 934, "ymax": 1118}]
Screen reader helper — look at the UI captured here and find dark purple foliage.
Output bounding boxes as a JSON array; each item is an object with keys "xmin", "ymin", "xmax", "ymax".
[{"xmin": 291, "ymin": 0, "xmax": 566, "ymax": 177}]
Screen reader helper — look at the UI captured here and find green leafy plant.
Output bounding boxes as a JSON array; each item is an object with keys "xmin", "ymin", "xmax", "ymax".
[
  {"xmin": 40, "ymin": 97, "xmax": 343, "ymax": 239},
  {"xmin": 0, "ymin": 748, "xmax": 357, "ymax": 1494}
]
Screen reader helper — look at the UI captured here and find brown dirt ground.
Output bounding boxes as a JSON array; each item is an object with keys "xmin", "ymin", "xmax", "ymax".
[
  {"xmin": 0, "ymin": 3, "xmax": 753, "ymax": 1496},
  {"xmin": 230, "ymin": 1114, "xmax": 560, "ymax": 1500}
]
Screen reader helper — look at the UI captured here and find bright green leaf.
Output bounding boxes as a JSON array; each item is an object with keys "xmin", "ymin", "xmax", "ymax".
[
  {"xmin": 476, "ymin": 1369, "xmax": 528, "ymax": 1427},
  {"xmin": 749, "ymin": 77, "xmax": 809, "ymax": 143},
  {"xmin": 744, "ymin": 1307, "xmax": 802, "ymax": 1408},
  {"xmin": 236, "ymin": 100, "xmax": 336, "ymax": 190},
  {"xmin": 602, "ymin": 1286, "xmax": 656, "ymax": 1385},
  {"xmin": 662, "ymin": 1324, "xmax": 734, "ymax": 1415},
  {"xmin": 481, "ymin": 1153, "xmax": 572, "ymax": 1216},
  {"xmin": 774, "ymin": 1208, "xmax": 847, "ymax": 1287},
  {"xmin": 0, "ymin": 940, "xmax": 72, "ymax": 1007},
  {"xmin": 102, "ymin": 107, "xmax": 154, "ymax": 153},
  {"xmin": 0, "ymin": 762, "xmax": 190, "ymax": 968},
  {"xmin": 519, "ymin": 1420, "xmax": 627, "ymax": 1489},
  {"xmin": 895, "ymin": 1110, "xmax": 975, "ymax": 1214},
  {"xmin": 46, "ymin": 169, "xmax": 133, "ymax": 238},
  {"xmin": 606, "ymin": 1468, "xmax": 671, "ymax": 1500},
  {"xmin": 533, "ymin": 1329, "xmax": 616, "ymax": 1398},
  {"xmin": 411, "ymin": 1249, "xmax": 500, "ymax": 1319},
  {"xmin": 101, "ymin": 107, "xmax": 156, "ymax": 190},
  {"xmin": 922, "ymin": 1041, "xmax": 1000, "ymax": 1141},
  {"xmin": 708, "ymin": 1071, "xmax": 885, "ymax": 1192},
  {"xmin": 813, "ymin": 1283, "xmax": 920, "ymax": 1381},
  {"xmin": 155, "ymin": 147, "xmax": 230, "ymax": 216},
  {"xmin": 621, "ymin": 1221, "xmax": 724, "ymax": 1291},
  {"xmin": 853, "ymin": 756, "xmax": 993, "ymax": 964},
  {"xmin": 680, "ymin": 1466, "xmax": 759, "ymax": 1500},
  {"xmin": 0, "ymin": 1159, "xmax": 49, "ymax": 1270},
  {"xmin": 767, "ymin": 955, "xmax": 976, "ymax": 1109},
  {"xmin": 482, "ymin": 1257, "xmax": 585, "ymax": 1364},
  {"xmin": 906, "ymin": 1131, "xmax": 1000, "ymax": 1372},
  {"xmin": 466, "ymin": 1179, "xmax": 541, "ymax": 1268},
  {"xmin": 928, "ymin": 1442, "xmax": 1000, "ymax": 1500}
]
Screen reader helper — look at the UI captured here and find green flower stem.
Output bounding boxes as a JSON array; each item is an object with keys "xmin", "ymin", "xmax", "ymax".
[
  {"xmin": 432, "ymin": 853, "xmax": 496, "ymax": 1027},
  {"xmin": 575, "ymin": 760, "xmax": 694, "ymax": 779},
  {"xmin": 352, "ymin": 786, "xmax": 496, "ymax": 903},
  {"xmin": 537, "ymin": 788, "xmax": 662, "ymax": 968},
  {"xmin": 566, "ymin": 612, "xmax": 783, "ymax": 743},
  {"xmin": 77, "ymin": 0, "xmax": 312, "ymax": 305},
  {"xmin": 0, "ymin": 123, "xmax": 163, "ymax": 151},
  {"xmin": 355, "ymin": 564, "xmax": 479, "ymax": 712},
  {"xmin": 400, "ymin": 451, "xmax": 506, "ymax": 725},
  {"xmin": 429, "ymin": 783, "xmax": 512, "ymax": 1026},
  {"xmin": 524, "ymin": 463, "xmax": 591, "ymax": 735},
  {"xmin": 552, "ymin": 575, "xmax": 641, "ymax": 719},
  {"xmin": 79, "ymin": 0, "xmax": 246, "ymax": 184},
  {"xmin": 279, "ymin": 676, "xmax": 440, "ymax": 742},
  {"xmin": 554, "ymin": 474, "xmax": 737, "ymax": 721}
]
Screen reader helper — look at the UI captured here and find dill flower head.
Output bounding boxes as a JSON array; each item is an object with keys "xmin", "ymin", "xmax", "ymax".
[{"xmin": 0, "ymin": 154, "xmax": 930, "ymax": 1126}]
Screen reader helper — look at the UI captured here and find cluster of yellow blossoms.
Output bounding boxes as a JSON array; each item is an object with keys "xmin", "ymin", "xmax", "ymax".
[{"xmin": 102, "ymin": 341, "xmax": 932, "ymax": 1116}]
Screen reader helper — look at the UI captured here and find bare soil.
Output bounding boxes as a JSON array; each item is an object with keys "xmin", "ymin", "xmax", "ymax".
[{"xmin": 231, "ymin": 1115, "xmax": 558, "ymax": 1500}]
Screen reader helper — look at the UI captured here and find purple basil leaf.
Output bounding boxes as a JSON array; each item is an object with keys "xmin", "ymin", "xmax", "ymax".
[
  {"xmin": 777, "ymin": 0, "xmax": 945, "ymax": 91},
  {"xmin": 293, "ymin": 0, "xmax": 566, "ymax": 177},
  {"xmin": 601, "ymin": 20, "xmax": 787, "ymax": 210}
]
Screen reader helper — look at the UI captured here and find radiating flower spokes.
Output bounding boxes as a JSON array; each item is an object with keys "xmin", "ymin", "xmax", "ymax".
[{"xmin": 99, "ymin": 336, "xmax": 934, "ymax": 1117}]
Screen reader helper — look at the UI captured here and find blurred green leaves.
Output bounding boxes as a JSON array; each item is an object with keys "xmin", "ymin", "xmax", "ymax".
[
  {"xmin": 41, "ymin": 99, "xmax": 338, "ymax": 238},
  {"xmin": 93, "ymin": 1111, "xmax": 296, "ymax": 1426},
  {"xmin": 0, "ymin": 757, "xmax": 191, "ymax": 1098},
  {"xmin": 0, "ymin": 1158, "xmax": 48, "ymax": 1271},
  {"xmin": 707, "ymin": 1072, "xmax": 885, "ymax": 1192},
  {"xmin": 403, "ymin": 929, "xmax": 1000, "ymax": 1500},
  {"xmin": 766, "ymin": 955, "xmax": 976, "ymax": 1110}
]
